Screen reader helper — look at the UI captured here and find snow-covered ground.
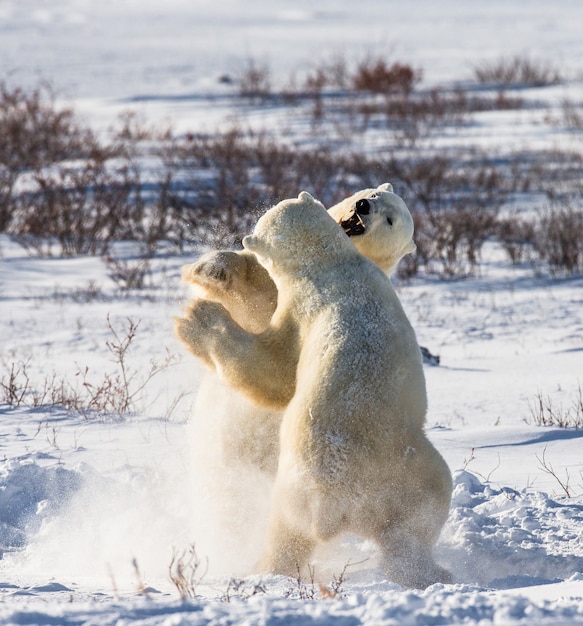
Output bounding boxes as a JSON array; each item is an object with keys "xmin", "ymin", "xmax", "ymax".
[{"xmin": 1, "ymin": 1, "xmax": 583, "ymax": 624}]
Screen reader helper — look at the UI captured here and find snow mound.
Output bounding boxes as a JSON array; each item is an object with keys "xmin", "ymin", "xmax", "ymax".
[
  {"xmin": 439, "ymin": 470, "xmax": 583, "ymax": 587},
  {"xmin": 0, "ymin": 459, "xmax": 82, "ymax": 557},
  {"xmin": 2, "ymin": 457, "xmax": 582, "ymax": 596}
]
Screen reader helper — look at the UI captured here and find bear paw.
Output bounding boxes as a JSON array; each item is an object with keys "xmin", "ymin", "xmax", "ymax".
[
  {"xmin": 181, "ymin": 251, "xmax": 246, "ymax": 294},
  {"xmin": 174, "ymin": 299, "xmax": 232, "ymax": 364}
]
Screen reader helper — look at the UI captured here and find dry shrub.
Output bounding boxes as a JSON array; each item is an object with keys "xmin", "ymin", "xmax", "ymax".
[
  {"xmin": 1, "ymin": 316, "xmax": 176, "ymax": 417},
  {"xmin": 295, "ymin": 149, "xmax": 348, "ymax": 203},
  {"xmin": 5, "ymin": 75, "xmax": 580, "ymax": 280},
  {"xmin": 314, "ymin": 82, "xmax": 523, "ymax": 148},
  {"xmin": 103, "ymin": 255, "xmax": 152, "ymax": 291},
  {"xmin": 160, "ymin": 129, "xmax": 263, "ymax": 247},
  {"xmin": 529, "ymin": 385, "xmax": 583, "ymax": 429},
  {"xmin": 352, "ymin": 58, "xmax": 421, "ymax": 96},
  {"xmin": 0, "ymin": 83, "xmax": 174, "ymax": 261},
  {"xmin": 304, "ymin": 67, "xmax": 328, "ymax": 94},
  {"xmin": 387, "ymin": 155, "xmax": 504, "ymax": 277},
  {"xmin": 237, "ymin": 58, "xmax": 272, "ymax": 100},
  {"xmin": 473, "ymin": 55, "xmax": 561, "ymax": 87},
  {"xmin": 252, "ymin": 135, "xmax": 300, "ymax": 201},
  {"xmin": 13, "ymin": 154, "xmax": 138, "ymax": 256},
  {"xmin": 169, "ymin": 544, "xmax": 208, "ymax": 599},
  {"xmin": 385, "ymin": 87, "xmax": 519, "ymax": 126},
  {"xmin": 159, "ymin": 129, "xmax": 351, "ymax": 247},
  {"xmin": 388, "ymin": 88, "xmax": 468, "ymax": 120},
  {"xmin": 0, "ymin": 360, "xmax": 31, "ymax": 405},
  {"xmin": 221, "ymin": 578, "xmax": 267, "ymax": 602},
  {"xmin": 0, "ymin": 83, "xmax": 185, "ymax": 262},
  {"xmin": 0, "ymin": 82, "xmax": 94, "ymax": 232},
  {"xmin": 497, "ymin": 201, "xmax": 583, "ymax": 275},
  {"xmin": 534, "ymin": 202, "xmax": 583, "ymax": 275},
  {"xmin": 335, "ymin": 88, "xmax": 509, "ymax": 149},
  {"xmin": 386, "ymin": 89, "xmax": 469, "ymax": 147},
  {"xmin": 496, "ymin": 215, "xmax": 537, "ymax": 265},
  {"xmin": 560, "ymin": 99, "xmax": 583, "ymax": 131},
  {"xmin": 415, "ymin": 205, "xmax": 499, "ymax": 277},
  {"xmin": 303, "ymin": 55, "xmax": 350, "ymax": 92},
  {"xmin": 508, "ymin": 150, "xmax": 583, "ymax": 200},
  {"xmin": 251, "ymin": 133, "xmax": 347, "ymax": 204}
]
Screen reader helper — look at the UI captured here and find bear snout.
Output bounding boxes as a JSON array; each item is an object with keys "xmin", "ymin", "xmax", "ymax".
[{"xmin": 355, "ymin": 198, "xmax": 370, "ymax": 215}]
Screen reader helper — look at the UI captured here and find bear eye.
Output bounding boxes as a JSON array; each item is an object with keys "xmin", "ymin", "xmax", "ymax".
[{"xmin": 386, "ymin": 216, "xmax": 393, "ymax": 226}]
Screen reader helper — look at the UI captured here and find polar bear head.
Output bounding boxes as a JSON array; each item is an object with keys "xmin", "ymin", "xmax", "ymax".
[
  {"xmin": 328, "ymin": 183, "xmax": 416, "ymax": 274},
  {"xmin": 243, "ymin": 191, "xmax": 352, "ymax": 273}
]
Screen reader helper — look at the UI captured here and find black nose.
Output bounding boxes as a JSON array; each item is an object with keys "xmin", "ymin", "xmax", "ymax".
[{"xmin": 355, "ymin": 198, "xmax": 370, "ymax": 215}]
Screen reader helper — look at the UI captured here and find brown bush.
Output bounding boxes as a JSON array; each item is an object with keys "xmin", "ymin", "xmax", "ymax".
[
  {"xmin": 4, "ymin": 75, "xmax": 580, "ymax": 283},
  {"xmin": 534, "ymin": 202, "xmax": 583, "ymax": 275},
  {"xmin": 13, "ymin": 152, "xmax": 138, "ymax": 256},
  {"xmin": 424, "ymin": 207, "xmax": 499, "ymax": 277},
  {"xmin": 237, "ymin": 58, "xmax": 272, "ymax": 100},
  {"xmin": 473, "ymin": 55, "xmax": 561, "ymax": 87},
  {"xmin": 496, "ymin": 215, "xmax": 537, "ymax": 265},
  {"xmin": 386, "ymin": 155, "xmax": 504, "ymax": 277},
  {"xmin": 157, "ymin": 129, "xmax": 353, "ymax": 248},
  {"xmin": 303, "ymin": 55, "xmax": 350, "ymax": 92},
  {"xmin": 253, "ymin": 135, "xmax": 300, "ymax": 202},
  {"xmin": 0, "ymin": 82, "xmax": 95, "ymax": 232},
  {"xmin": 496, "ymin": 202, "xmax": 583, "ymax": 275},
  {"xmin": 159, "ymin": 130, "xmax": 263, "ymax": 247},
  {"xmin": 352, "ymin": 58, "xmax": 421, "ymax": 96},
  {"xmin": 561, "ymin": 99, "xmax": 583, "ymax": 130}
]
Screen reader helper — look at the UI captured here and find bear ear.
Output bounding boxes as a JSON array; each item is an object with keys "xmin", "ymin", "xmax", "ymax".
[
  {"xmin": 377, "ymin": 183, "xmax": 394, "ymax": 193},
  {"xmin": 298, "ymin": 190, "xmax": 316, "ymax": 203},
  {"xmin": 243, "ymin": 235, "xmax": 260, "ymax": 253}
]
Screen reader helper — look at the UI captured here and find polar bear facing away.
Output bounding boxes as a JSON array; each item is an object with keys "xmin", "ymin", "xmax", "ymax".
[{"xmin": 175, "ymin": 191, "xmax": 451, "ymax": 587}]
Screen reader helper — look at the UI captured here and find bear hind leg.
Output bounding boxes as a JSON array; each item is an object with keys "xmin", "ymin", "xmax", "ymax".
[
  {"xmin": 257, "ymin": 513, "xmax": 316, "ymax": 578},
  {"xmin": 377, "ymin": 527, "xmax": 451, "ymax": 589}
]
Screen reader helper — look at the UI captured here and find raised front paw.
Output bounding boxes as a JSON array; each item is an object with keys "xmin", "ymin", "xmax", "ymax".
[
  {"xmin": 178, "ymin": 298, "xmax": 229, "ymax": 335},
  {"xmin": 181, "ymin": 251, "xmax": 246, "ymax": 295},
  {"xmin": 174, "ymin": 299, "xmax": 231, "ymax": 365}
]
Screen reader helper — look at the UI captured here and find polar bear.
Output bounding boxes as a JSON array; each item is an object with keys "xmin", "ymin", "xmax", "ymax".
[
  {"xmin": 182, "ymin": 184, "xmax": 417, "ymax": 474},
  {"xmin": 175, "ymin": 191, "xmax": 452, "ymax": 587},
  {"xmin": 182, "ymin": 184, "xmax": 417, "ymax": 472}
]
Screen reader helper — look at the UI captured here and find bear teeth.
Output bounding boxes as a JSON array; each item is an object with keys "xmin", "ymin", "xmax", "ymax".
[{"xmin": 339, "ymin": 212, "xmax": 366, "ymax": 237}]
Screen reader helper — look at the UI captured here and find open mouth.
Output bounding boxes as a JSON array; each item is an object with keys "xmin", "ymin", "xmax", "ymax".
[
  {"xmin": 339, "ymin": 198, "xmax": 371, "ymax": 237},
  {"xmin": 340, "ymin": 211, "xmax": 365, "ymax": 236}
]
